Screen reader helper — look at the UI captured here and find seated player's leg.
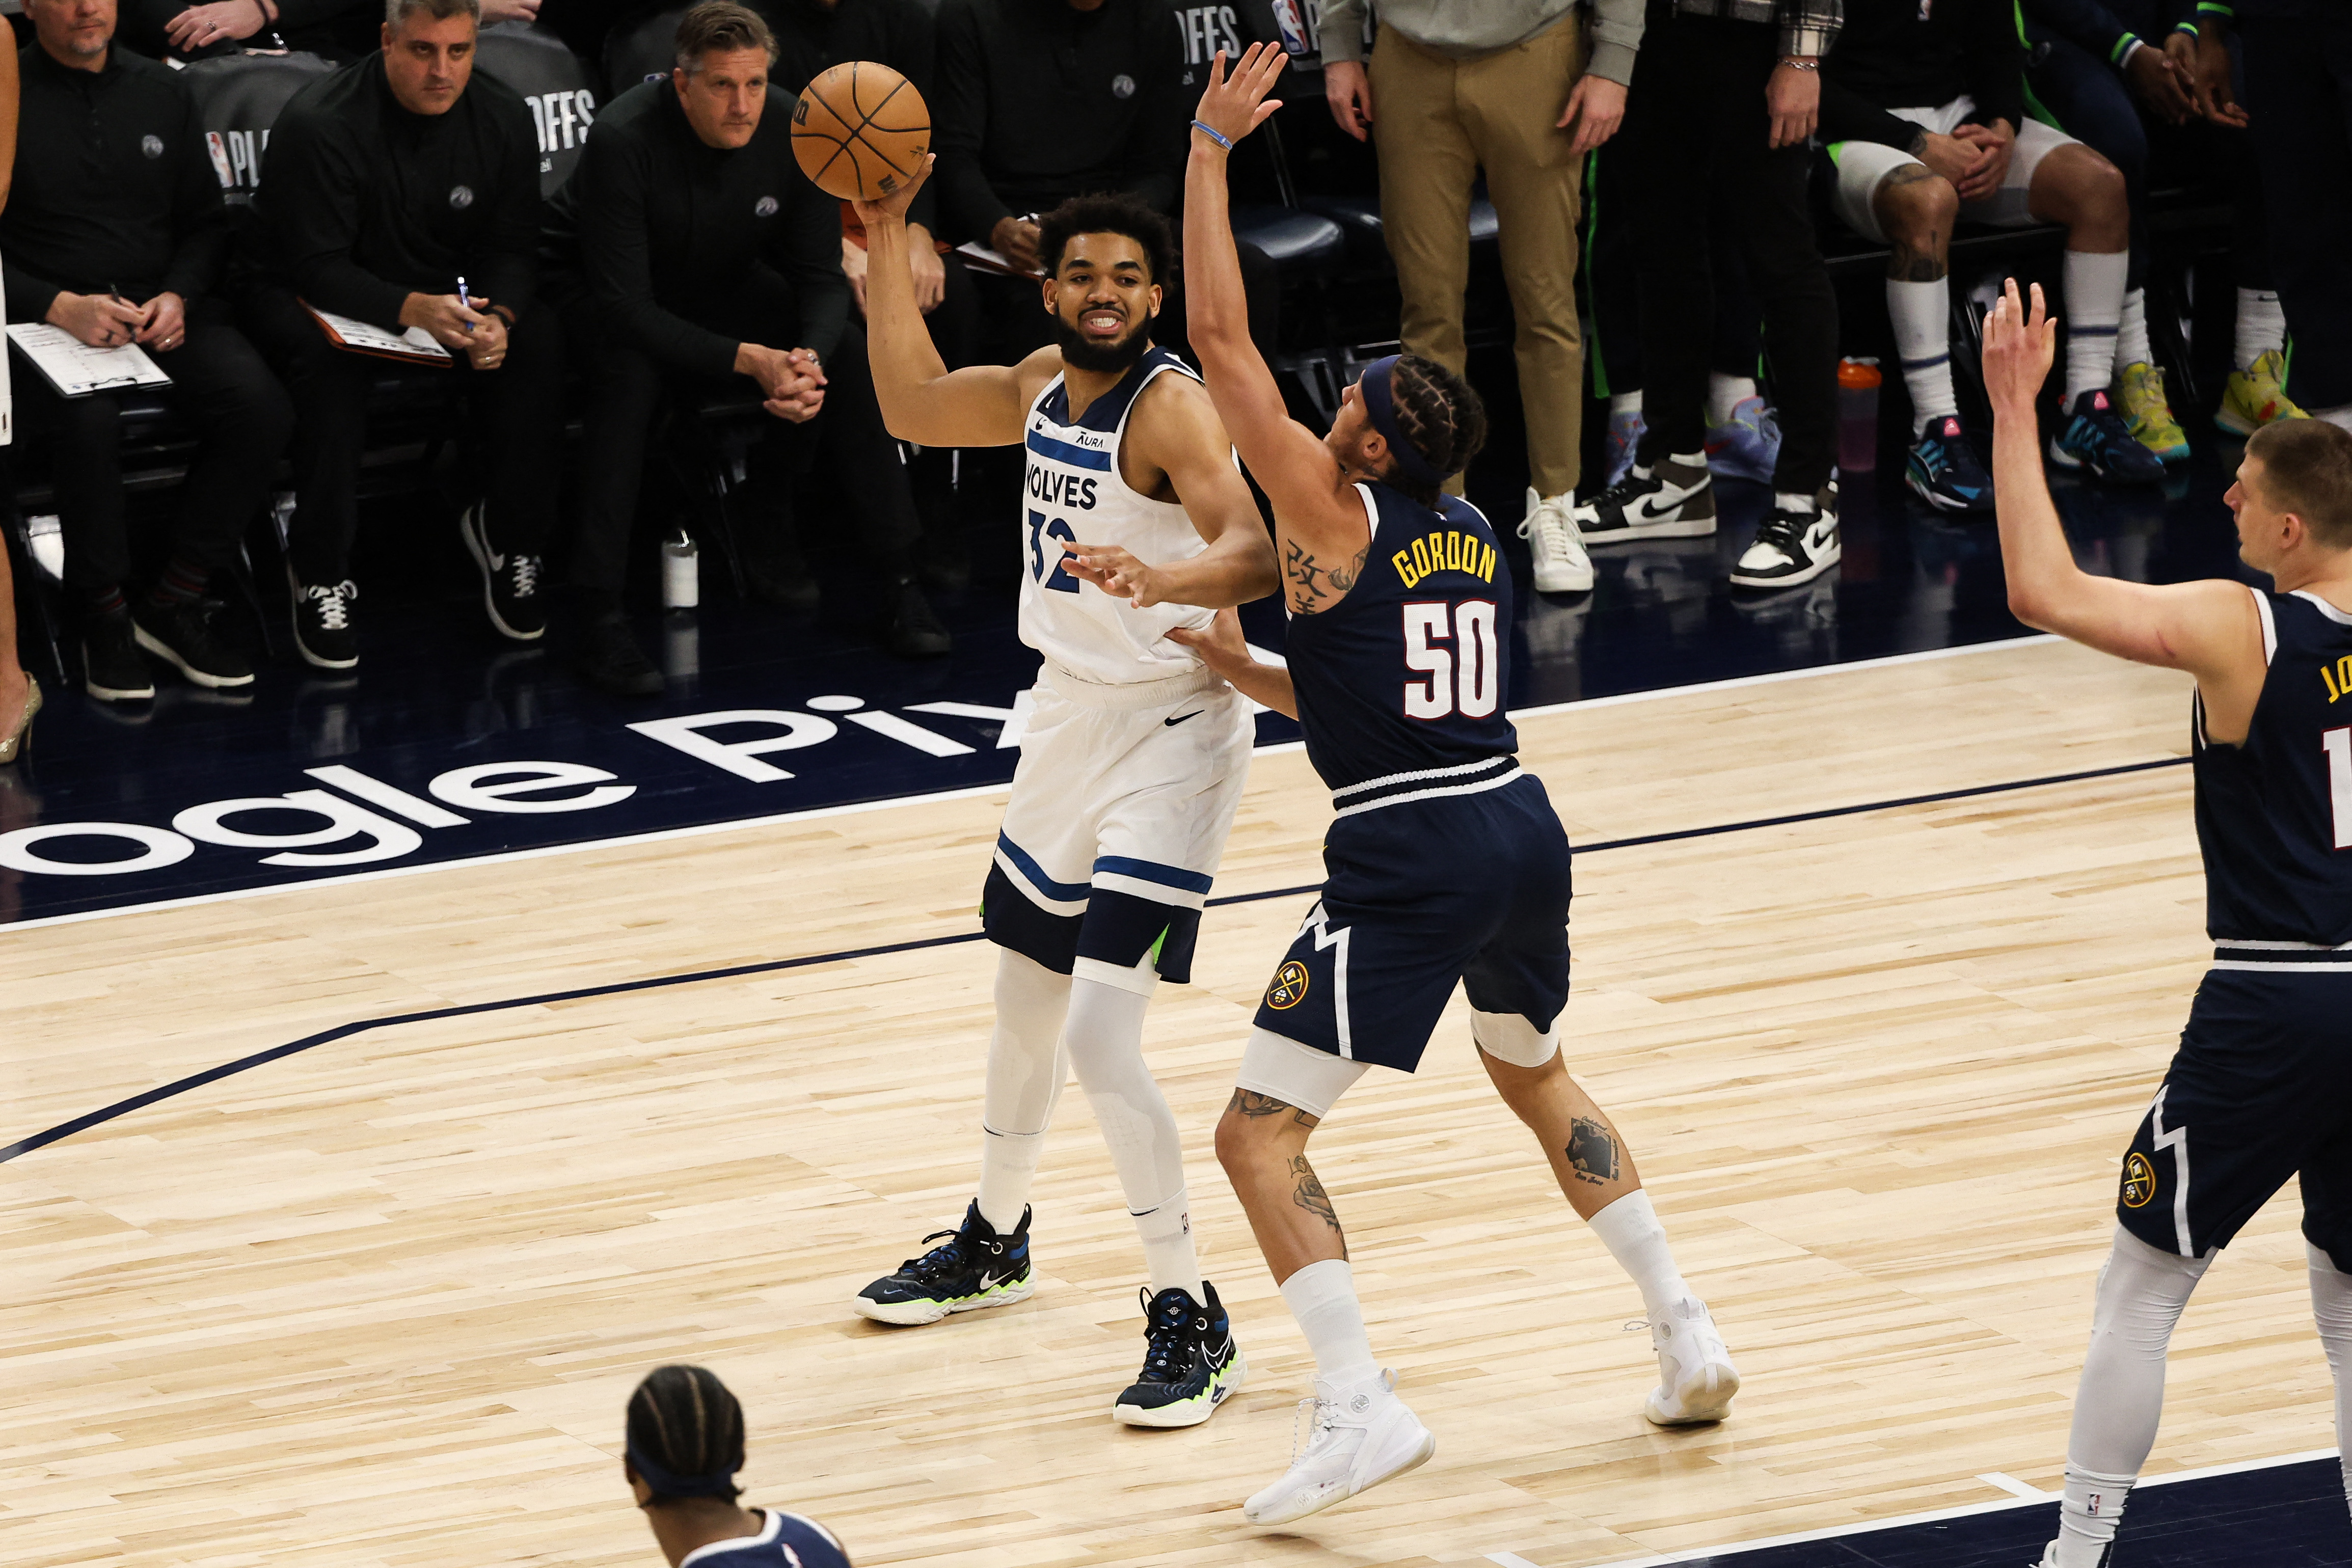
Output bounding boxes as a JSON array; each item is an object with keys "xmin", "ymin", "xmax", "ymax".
[
  {"xmin": 1066, "ymin": 689, "xmax": 1253, "ymax": 1427},
  {"xmin": 2040, "ymin": 968, "xmax": 2352, "ymax": 1564},
  {"xmin": 2011, "ymin": 130, "xmax": 2163, "ymax": 485},
  {"xmin": 1217, "ymin": 1039, "xmax": 1434, "ymax": 1528},
  {"xmin": 854, "ymin": 691, "xmax": 1095, "ymax": 1325},
  {"xmin": 1829, "ymin": 138, "xmax": 1992, "ymax": 513}
]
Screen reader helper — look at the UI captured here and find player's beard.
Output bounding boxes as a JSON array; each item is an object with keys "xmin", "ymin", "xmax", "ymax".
[{"xmin": 1056, "ymin": 308, "xmax": 1152, "ymax": 373}]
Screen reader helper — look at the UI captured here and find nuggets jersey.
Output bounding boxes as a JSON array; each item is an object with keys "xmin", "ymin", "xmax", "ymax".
[
  {"xmin": 1019, "ymin": 347, "xmax": 1216, "ymax": 685},
  {"xmin": 2196, "ymin": 586, "xmax": 2352, "ymax": 952},
  {"xmin": 1283, "ymin": 481, "xmax": 1520, "ymax": 797},
  {"xmin": 676, "ymin": 1508, "xmax": 850, "ymax": 1568}
]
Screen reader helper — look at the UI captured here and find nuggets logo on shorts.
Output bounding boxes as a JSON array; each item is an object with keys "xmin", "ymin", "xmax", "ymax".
[
  {"xmin": 2121, "ymin": 1151, "xmax": 2157, "ymax": 1208},
  {"xmin": 1264, "ymin": 960, "xmax": 1309, "ymax": 1010}
]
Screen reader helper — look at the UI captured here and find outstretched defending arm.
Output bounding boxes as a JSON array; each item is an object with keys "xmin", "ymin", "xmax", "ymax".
[
  {"xmin": 852, "ymin": 156, "xmax": 1053, "ymax": 448},
  {"xmin": 1985, "ymin": 279, "xmax": 2266, "ymax": 733},
  {"xmin": 1185, "ymin": 46, "xmax": 1374, "ymax": 613}
]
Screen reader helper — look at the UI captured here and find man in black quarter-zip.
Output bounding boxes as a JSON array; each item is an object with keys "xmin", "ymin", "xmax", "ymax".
[
  {"xmin": 5, "ymin": 0, "xmax": 292, "ymax": 704},
  {"xmin": 239, "ymin": 0, "xmax": 565, "ymax": 670}
]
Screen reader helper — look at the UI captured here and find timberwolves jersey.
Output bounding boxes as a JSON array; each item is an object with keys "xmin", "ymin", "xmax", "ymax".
[
  {"xmin": 1019, "ymin": 346, "xmax": 1216, "ymax": 685},
  {"xmin": 1283, "ymin": 481, "xmax": 1520, "ymax": 797},
  {"xmin": 676, "ymin": 1508, "xmax": 849, "ymax": 1568},
  {"xmin": 2197, "ymin": 586, "xmax": 2352, "ymax": 952}
]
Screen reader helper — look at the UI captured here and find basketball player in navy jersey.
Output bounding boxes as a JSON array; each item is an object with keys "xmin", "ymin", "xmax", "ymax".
[
  {"xmin": 622, "ymin": 1365, "xmax": 852, "ymax": 1568},
  {"xmin": 1169, "ymin": 46, "xmax": 1741, "ymax": 1526},
  {"xmin": 1982, "ymin": 282, "xmax": 2352, "ymax": 1566},
  {"xmin": 847, "ymin": 165, "xmax": 1278, "ymax": 1426}
]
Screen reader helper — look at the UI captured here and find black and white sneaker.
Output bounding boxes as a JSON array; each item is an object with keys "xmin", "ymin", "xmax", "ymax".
[
  {"xmin": 83, "ymin": 607, "xmax": 155, "ymax": 701},
  {"xmin": 287, "ymin": 565, "xmax": 359, "ymax": 669},
  {"xmin": 459, "ymin": 502, "xmax": 546, "ymax": 642},
  {"xmin": 1729, "ymin": 492, "xmax": 1841, "ymax": 589},
  {"xmin": 1568, "ymin": 455, "xmax": 1716, "ymax": 543},
  {"xmin": 852, "ymin": 1201, "xmax": 1034, "ymax": 1326},
  {"xmin": 132, "ymin": 598, "xmax": 255, "ymax": 689},
  {"xmin": 1112, "ymin": 1280, "xmax": 1249, "ymax": 1427}
]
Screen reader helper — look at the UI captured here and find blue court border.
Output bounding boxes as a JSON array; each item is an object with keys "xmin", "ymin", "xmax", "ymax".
[{"xmin": 0, "ymin": 754, "xmax": 2192, "ymax": 1167}]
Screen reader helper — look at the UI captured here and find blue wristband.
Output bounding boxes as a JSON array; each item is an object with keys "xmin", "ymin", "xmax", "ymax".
[{"xmin": 1189, "ymin": 119, "xmax": 1233, "ymax": 149}]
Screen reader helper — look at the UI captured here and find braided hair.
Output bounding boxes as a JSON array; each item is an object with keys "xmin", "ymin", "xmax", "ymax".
[
  {"xmin": 1381, "ymin": 355, "xmax": 1488, "ymax": 507},
  {"xmin": 627, "ymin": 1365, "xmax": 746, "ymax": 1506}
]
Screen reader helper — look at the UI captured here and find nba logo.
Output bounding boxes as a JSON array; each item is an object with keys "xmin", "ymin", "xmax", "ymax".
[{"xmin": 1270, "ymin": 0, "xmax": 1311, "ymax": 55}]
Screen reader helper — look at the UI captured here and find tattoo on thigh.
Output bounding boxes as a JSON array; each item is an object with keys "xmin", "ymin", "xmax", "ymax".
[
  {"xmin": 1289, "ymin": 1153, "xmax": 1345, "ymax": 1252},
  {"xmin": 1565, "ymin": 1115, "xmax": 1620, "ymax": 1186},
  {"xmin": 1228, "ymin": 1088, "xmax": 1317, "ymax": 1127}
]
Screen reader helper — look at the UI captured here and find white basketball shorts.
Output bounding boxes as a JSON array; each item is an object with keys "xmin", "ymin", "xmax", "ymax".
[{"xmin": 1828, "ymin": 96, "xmax": 2081, "ymax": 241}]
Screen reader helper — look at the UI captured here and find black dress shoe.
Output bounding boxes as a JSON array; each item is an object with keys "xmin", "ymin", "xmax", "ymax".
[
  {"xmin": 573, "ymin": 609, "xmax": 663, "ymax": 697},
  {"xmin": 884, "ymin": 578, "xmax": 952, "ymax": 658}
]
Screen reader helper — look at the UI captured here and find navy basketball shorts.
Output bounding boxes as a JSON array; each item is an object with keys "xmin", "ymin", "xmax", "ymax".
[
  {"xmin": 980, "ymin": 674, "xmax": 1254, "ymax": 992},
  {"xmin": 1251, "ymin": 770, "xmax": 1572, "ymax": 1072},
  {"xmin": 2117, "ymin": 962, "xmax": 2352, "ymax": 1270}
]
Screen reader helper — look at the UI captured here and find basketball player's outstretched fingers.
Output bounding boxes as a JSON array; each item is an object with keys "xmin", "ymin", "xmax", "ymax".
[
  {"xmin": 851, "ymin": 152, "xmax": 934, "ymax": 228},
  {"xmin": 1196, "ymin": 44, "xmax": 1286, "ymax": 144}
]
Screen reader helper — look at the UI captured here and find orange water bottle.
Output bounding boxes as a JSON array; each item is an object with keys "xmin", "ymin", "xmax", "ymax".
[{"xmin": 1837, "ymin": 357, "xmax": 1882, "ymax": 473}]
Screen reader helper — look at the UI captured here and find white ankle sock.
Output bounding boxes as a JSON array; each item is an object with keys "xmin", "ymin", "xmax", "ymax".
[
  {"xmin": 1773, "ymin": 490, "xmax": 1817, "ymax": 515},
  {"xmin": 1586, "ymin": 1189, "xmax": 1693, "ymax": 1318},
  {"xmin": 1667, "ymin": 449, "xmax": 1706, "ymax": 471},
  {"xmin": 2234, "ymin": 286, "xmax": 2286, "ymax": 370},
  {"xmin": 1280, "ymin": 1258, "xmax": 1379, "ymax": 1385},
  {"xmin": 2055, "ymin": 1467, "xmax": 2139, "ymax": 1566},
  {"xmin": 1133, "ymin": 1188, "xmax": 1202, "ymax": 1303},
  {"xmin": 1610, "ymin": 390, "xmax": 1643, "ymax": 417},
  {"xmin": 1706, "ymin": 373, "xmax": 1756, "ymax": 427},
  {"xmin": 1887, "ymin": 277, "xmax": 1957, "ymax": 434},
  {"xmin": 2313, "ymin": 403, "xmax": 2352, "ymax": 434},
  {"xmin": 975, "ymin": 952, "xmax": 1072, "ymax": 1232},
  {"xmin": 2063, "ymin": 250, "xmax": 2129, "ymax": 401},
  {"xmin": 2114, "ymin": 287, "xmax": 2152, "ymax": 374}
]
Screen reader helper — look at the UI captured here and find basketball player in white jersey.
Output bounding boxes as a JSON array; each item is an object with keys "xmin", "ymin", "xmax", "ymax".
[{"xmin": 849, "ymin": 166, "xmax": 1277, "ymax": 1427}]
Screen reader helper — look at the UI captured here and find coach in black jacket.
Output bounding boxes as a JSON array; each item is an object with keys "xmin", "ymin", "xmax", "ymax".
[
  {"xmin": 6, "ymin": 0, "xmax": 291, "ymax": 703},
  {"xmin": 542, "ymin": 0, "xmax": 945, "ymax": 695},
  {"xmin": 240, "ymin": 0, "xmax": 564, "ymax": 670}
]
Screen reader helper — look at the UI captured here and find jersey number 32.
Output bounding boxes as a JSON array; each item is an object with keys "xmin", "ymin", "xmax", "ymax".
[{"xmin": 1403, "ymin": 600, "xmax": 1500, "ymax": 721}]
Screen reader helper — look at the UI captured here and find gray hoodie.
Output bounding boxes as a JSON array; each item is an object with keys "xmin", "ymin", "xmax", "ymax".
[{"xmin": 1317, "ymin": 0, "xmax": 1645, "ymax": 87}]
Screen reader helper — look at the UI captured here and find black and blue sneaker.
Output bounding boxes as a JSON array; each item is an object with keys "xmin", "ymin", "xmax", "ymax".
[
  {"xmin": 2048, "ymin": 389, "xmax": 2164, "ymax": 485},
  {"xmin": 1905, "ymin": 416, "xmax": 1994, "ymax": 513},
  {"xmin": 1111, "ymin": 1280, "xmax": 1249, "ymax": 1427},
  {"xmin": 852, "ymin": 1200, "xmax": 1034, "ymax": 1326}
]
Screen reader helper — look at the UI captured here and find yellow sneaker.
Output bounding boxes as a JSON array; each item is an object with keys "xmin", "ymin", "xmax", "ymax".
[
  {"xmin": 2116, "ymin": 361, "xmax": 2189, "ymax": 464},
  {"xmin": 2217, "ymin": 348, "xmax": 2309, "ymax": 436}
]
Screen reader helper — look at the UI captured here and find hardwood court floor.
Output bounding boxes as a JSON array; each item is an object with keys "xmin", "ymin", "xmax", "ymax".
[{"xmin": 5, "ymin": 637, "xmax": 2337, "ymax": 1568}]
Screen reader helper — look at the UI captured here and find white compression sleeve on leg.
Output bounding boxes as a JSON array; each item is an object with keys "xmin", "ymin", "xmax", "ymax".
[
  {"xmin": 1280, "ymin": 1257, "xmax": 1379, "ymax": 1385},
  {"xmin": 1887, "ymin": 278, "xmax": 1959, "ymax": 433},
  {"xmin": 1587, "ymin": 1190, "xmax": 1696, "ymax": 1320},
  {"xmin": 2114, "ymin": 287, "xmax": 2152, "ymax": 373},
  {"xmin": 1063, "ymin": 976, "xmax": 1202, "ymax": 1302},
  {"xmin": 2051, "ymin": 1225, "xmax": 2211, "ymax": 1566},
  {"xmin": 2063, "ymin": 250, "xmax": 2129, "ymax": 401},
  {"xmin": 976, "ymin": 950, "xmax": 1072, "ymax": 1233},
  {"xmin": 2309, "ymin": 1241, "xmax": 2352, "ymax": 1520}
]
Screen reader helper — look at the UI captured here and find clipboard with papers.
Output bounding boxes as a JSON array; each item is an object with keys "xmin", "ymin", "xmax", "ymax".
[
  {"xmin": 7, "ymin": 322, "xmax": 173, "ymax": 397},
  {"xmin": 953, "ymin": 240, "xmax": 1046, "ymax": 281},
  {"xmin": 301, "ymin": 301, "xmax": 454, "ymax": 365}
]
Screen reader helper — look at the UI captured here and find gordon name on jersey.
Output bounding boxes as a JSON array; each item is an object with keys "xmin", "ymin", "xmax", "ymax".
[{"xmin": 1019, "ymin": 348, "xmax": 1218, "ymax": 686}]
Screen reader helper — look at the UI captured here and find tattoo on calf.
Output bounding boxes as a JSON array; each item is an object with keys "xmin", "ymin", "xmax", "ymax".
[
  {"xmin": 1565, "ymin": 1115, "xmax": 1621, "ymax": 1186},
  {"xmin": 1289, "ymin": 1153, "xmax": 1345, "ymax": 1252}
]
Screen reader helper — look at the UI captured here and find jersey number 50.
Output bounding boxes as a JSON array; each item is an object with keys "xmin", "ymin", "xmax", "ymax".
[{"xmin": 1403, "ymin": 600, "xmax": 1500, "ymax": 721}]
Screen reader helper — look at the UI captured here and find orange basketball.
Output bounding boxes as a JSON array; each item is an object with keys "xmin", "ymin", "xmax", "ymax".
[{"xmin": 791, "ymin": 61, "xmax": 929, "ymax": 202}]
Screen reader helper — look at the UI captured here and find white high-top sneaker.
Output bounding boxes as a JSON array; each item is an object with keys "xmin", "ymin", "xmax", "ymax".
[
  {"xmin": 1241, "ymin": 1367, "xmax": 1435, "ymax": 1527},
  {"xmin": 1642, "ymin": 1296, "xmax": 1741, "ymax": 1425},
  {"xmin": 1518, "ymin": 486, "xmax": 1594, "ymax": 593}
]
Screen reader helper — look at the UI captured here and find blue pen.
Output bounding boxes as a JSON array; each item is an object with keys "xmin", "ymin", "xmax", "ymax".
[{"xmin": 456, "ymin": 274, "xmax": 475, "ymax": 333}]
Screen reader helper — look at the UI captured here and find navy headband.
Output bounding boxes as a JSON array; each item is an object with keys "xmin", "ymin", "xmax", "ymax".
[
  {"xmin": 1358, "ymin": 355, "xmax": 1444, "ymax": 489},
  {"xmin": 627, "ymin": 1445, "xmax": 740, "ymax": 1502}
]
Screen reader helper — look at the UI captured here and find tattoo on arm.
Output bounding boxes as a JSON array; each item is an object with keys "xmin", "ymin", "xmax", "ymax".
[
  {"xmin": 1284, "ymin": 537, "xmax": 1365, "ymax": 614},
  {"xmin": 1289, "ymin": 1153, "xmax": 1345, "ymax": 1253},
  {"xmin": 1565, "ymin": 1115, "xmax": 1621, "ymax": 1186},
  {"xmin": 1227, "ymin": 1088, "xmax": 1318, "ymax": 1127}
]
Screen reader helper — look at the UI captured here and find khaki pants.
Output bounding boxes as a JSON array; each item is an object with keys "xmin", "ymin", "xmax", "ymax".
[{"xmin": 1369, "ymin": 17, "xmax": 1587, "ymax": 498}]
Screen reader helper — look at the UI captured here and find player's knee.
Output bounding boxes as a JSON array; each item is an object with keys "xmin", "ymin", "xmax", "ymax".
[
  {"xmin": 2042, "ymin": 145, "xmax": 2127, "ymax": 226},
  {"xmin": 1875, "ymin": 169, "xmax": 1959, "ymax": 247}
]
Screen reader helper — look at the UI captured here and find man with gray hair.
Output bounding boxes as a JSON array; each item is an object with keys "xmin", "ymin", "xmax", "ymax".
[
  {"xmin": 1319, "ymin": 0, "xmax": 1644, "ymax": 596},
  {"xmin": 239, "ymin": 0, "xmax": 564, "ymax": 669}
]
